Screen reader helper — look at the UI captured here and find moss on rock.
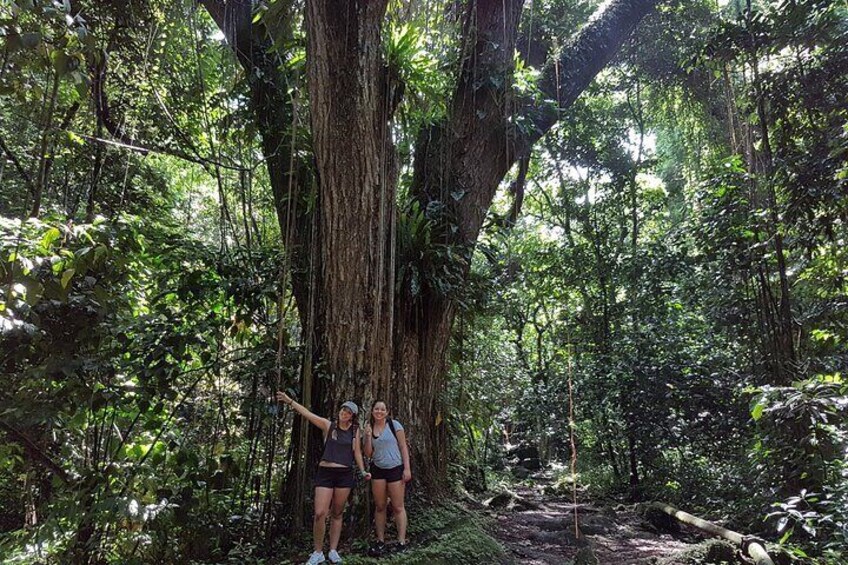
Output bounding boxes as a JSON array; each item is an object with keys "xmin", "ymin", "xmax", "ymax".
[{"xmin": 658, "ymin": 539, "xmax": 737, "ymax": 565}]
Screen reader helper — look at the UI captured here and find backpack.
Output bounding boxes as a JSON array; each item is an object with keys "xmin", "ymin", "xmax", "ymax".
[{"xmin": 372, "ymin": 418, "xmax": 399, "ymax": 441}]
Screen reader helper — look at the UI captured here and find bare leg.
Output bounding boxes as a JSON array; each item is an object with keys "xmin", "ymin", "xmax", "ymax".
[
  {"xmin": 328, "ymin": 487, "xmax": 351, "ymax": 551},
  {"xmin": 313, "ymin": 487, "xmax": 334, "ymax": 553},
  {"xmin": 387, "ymin": 480, "xmax": 407, "ymax": 544},
  {"xmin": 371, "ymin": 479, "xmax": 388, "ymax": 542}
]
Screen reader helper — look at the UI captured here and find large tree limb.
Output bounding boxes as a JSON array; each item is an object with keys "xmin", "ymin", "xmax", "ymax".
[
  {"xmin": 525, "ymin": 0, "xmax": 661, "ymax": 151},
  {"xmin": 410, "ymin": 0, "xmax": 524, "ymax": 243},
  {"xmin": 411, "ymin": 0, "xmax": 661, "ymax": 248},
  {"xmin": 199, "ymin": 0, "xmax": 258, "ymax": 71}
]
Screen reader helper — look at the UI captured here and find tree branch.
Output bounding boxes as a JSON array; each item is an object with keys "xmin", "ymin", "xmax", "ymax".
[
  {"xmin": 0, "ymin": 133, "xmax": 37, "ymax": 196},
  {"xmin": 199, "ymin": 0, "xmax": 256, "ymax": 71},
  {"xmin": 524, "ymin": 0, "xmax": 661, "ymax": 151},
  {"xmin": 0, "ymin": 421, "xmax": 70, "ymax": 484},
  {"xmin": 505, "ymin": 156, "xmax": 530, "ymax": 226},
  {"xmin": 91, "ymin": 48, "xmax": 136, "ymax": 149},
  {"xmin": 410, "ymin": 0, "xmax": 524, "ymax": 244},
  {"xmin": 411, "ymin": 0, "xmax": 661, "ymax": 250}
]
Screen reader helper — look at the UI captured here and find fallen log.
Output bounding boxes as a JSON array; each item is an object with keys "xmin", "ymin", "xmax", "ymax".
[{"xmin": 648, "ymin": 502, "xmax": 775, "ymax": 565}]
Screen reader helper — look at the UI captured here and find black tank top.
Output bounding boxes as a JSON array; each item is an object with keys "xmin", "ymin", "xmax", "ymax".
[{"xmin": 321, "ymin": 422, "xmax": 355, "ymax": 467}]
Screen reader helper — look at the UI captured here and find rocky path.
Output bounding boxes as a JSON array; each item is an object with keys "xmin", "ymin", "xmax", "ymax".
[{"xmin": 486, "ymin": 476, "xmax": 710, "ymax": 565}]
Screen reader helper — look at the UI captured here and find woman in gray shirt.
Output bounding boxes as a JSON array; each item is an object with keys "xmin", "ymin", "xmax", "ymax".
[{"xmin": 364, "ymin": 400, "xmax": 411, "ymax": 556}]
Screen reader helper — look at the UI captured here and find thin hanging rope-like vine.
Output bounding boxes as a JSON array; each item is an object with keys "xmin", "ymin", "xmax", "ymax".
[
  {"xmin": 188, "ymin": 6, "xmax": 236, "ymax": 254},
  {"xmin": 567, "ymin": 341, "xmax": 581, "ymax": 539},
  {"xmin": 260, "ymin": 78, "xmax": 302, "ymax": 538}
]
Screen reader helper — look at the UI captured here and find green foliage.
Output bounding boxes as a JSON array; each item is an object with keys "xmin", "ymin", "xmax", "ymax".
[
  {"xmin": 448, "ymin": 1, "xmax": 847, "ymax": 561},
  {"xmin": 753, "ymin": 375, "xmax": 848, "ymax": 557},
  {"xmin": 395, "ymin": 201, "xmax": 470, "ymax": 305},
  {"xmin": 0, "ymin": 215, "xmax": 298, "ymax": 562},
  {"xmin": 0, "ymin": 0, "xmax": 846, "ymax": 562},
  {"xmin": 383, "ymin": 21, "xmax": 449, "ymax": 120}
]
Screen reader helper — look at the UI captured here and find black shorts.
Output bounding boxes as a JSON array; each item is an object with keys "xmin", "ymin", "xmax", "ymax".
[
  {"xmin": 314, "ymin": 466, "xmax": 355, "ymax": 489},
  {"xmin": 370, "ymin": 464, "xmax": 404, "ymax": 483}
]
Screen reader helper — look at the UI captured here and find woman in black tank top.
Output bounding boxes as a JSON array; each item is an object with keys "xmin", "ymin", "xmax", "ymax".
[{"xmin": 277, "ymin": 391, "xmax": 371, "ymax": 565}]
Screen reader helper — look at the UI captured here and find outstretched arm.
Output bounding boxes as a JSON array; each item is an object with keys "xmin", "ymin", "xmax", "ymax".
[{"xmin": 276, "ymin": 391, "xmax": 331, "ymax": 433}]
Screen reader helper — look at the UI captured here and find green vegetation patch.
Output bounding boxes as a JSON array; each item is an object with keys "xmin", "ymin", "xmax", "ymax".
[{"xmin": 343, "ymin": 502, "xmax": 506, "ymax": 565}]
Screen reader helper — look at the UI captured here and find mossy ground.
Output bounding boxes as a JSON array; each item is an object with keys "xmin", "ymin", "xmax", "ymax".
[
  {"xmin": 340, "ymin": 502, "xmax": 506, "ymax": 565},
  {"xmin": 656, "ymin": 539, "xmax": 737, "ymax": 565},
  {"xmin": 244, "ymin": 502, "xmax": 505, "ymax": 565}
]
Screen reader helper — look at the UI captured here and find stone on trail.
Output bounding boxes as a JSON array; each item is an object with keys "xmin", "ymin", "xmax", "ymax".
[
  {"xmin": 511, "ymin": 465, "xmax": 531, "ymax": 479},
  {"xmin": 507, "ymin": 444, "xmax": 540, "ymax": 461},
  {"xmin": 578, "ymin": 515, "xmax": 617, "ymax": 535},
  {"xmin": 657, "ymin": 539, "xmax": 736, "ymax": 564},
  {"xmin": 600, "ymin": 506, "xmax": 618, "ymax": 519},
  {"xmin": 486, "ymin": 491, "xmax": 515, "ymax": 508},
  {"xmin": 642, "ymin": 504, "xmax": 681, "ymax": 534},
  {"xmin": 484, "ymin": 489, "xmax": 541, "ymax": 512},
  {"xmin": 519, "ymin": 513, "xmax": 569, "ymax": 531},
  {"xmin": 521, "ymin": 457, "xmax": 542, "ymax": 470},
  {"xmin": 530, "ymin": 529, "xmax": 579, "ymax": 545}
]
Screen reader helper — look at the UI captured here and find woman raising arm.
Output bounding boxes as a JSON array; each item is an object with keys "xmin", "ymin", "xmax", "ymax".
[{"xmin": 277, "ymin": 392, "xmax": 370, "ymax": 565}]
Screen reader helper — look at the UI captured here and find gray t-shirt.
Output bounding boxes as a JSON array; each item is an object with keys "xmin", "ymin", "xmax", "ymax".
[{"xmin": 371, "ymin": 419, "xmax": 404, "ymax": 469}]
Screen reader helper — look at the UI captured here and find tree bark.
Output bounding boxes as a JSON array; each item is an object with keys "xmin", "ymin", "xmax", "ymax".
[
  {"xmin": 306, "ymin": 0, "xmax": 394, "ymax": 389},
  {"xmin": 206, "ymin": 0, "xmax": 662, "ymax": 496}
]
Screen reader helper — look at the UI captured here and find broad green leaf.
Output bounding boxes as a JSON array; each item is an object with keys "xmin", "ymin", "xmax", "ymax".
[
  {"xmin": 61, "ymin": 268, "xmax": 76, "ymax": 288},
  {"xmin": 41, "ymin": 227, "xmax": 61, "ymax": 249}
]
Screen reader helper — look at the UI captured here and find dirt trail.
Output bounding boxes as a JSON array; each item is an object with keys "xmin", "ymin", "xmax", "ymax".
[{"xmin": 488, "ymin": 476, "xmax": 709, "ymax": 564}]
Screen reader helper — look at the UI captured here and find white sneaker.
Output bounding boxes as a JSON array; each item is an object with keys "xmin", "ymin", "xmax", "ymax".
[
  {"xmin": 306, "ymin": 551, "xmax": 326, "ymax": 565},
  {"xmin": 328, "ymin": 549, "xmax": 342, "ymax": 563}
]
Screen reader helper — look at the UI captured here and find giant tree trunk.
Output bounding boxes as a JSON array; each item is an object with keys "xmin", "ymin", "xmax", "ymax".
[
  {"xmin": 205, "ymin": 0, "xmax": 662, "ymax": 503},
  {"xmin": 391, "ymin": 295, "xmax": 456, "ymax": 486},
  {"xmin": 306, "ymin": 0, "xmax": 395, "ymax": 391}
]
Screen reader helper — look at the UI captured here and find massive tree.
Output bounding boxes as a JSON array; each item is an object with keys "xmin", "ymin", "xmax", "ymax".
[{"xmin": 199, "ymin": 0, "xmax": 661, "ymax": 500}]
